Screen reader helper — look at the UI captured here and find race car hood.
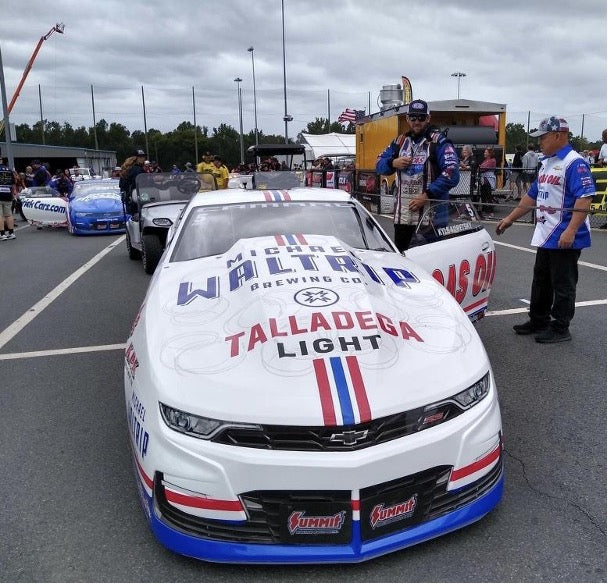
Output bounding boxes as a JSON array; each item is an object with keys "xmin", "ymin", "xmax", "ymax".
[
  {"xmin": 70, "ymin": 193, "xmax": 122, "ymax": 213},
  {"xmin": 135, "ymin": 234, "xmax": 489, "ymax": 426}
]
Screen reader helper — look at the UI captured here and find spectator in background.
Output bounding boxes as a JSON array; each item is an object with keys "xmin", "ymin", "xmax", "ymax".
[
  {"xmin": 170, "ymin": 164, "xmax": 181, "ymax": 175},
  {"xmin": 24, "ymin": 165, "xmax": 34, "ymax": 186},
  {"xmin": 197, "ymin": 151, "xmax": 215, "ymax": 175},
  {"xmin": 479, "ymin": 147, "xmax": 497, "ymax": 219},
  {"xmin": 119, "ymin": 149, "xmax": 146, "ymax": 214},
  {"xmin": 184, "ymin": 162, "xmax": 196, "ymax": 173},
  {"xmin": 13, "ymin": 171, "xmax": 28, "ymax": 222},
  {"xmin": 581, "ymin": 150, "xmax": 594, "ymax": 165},
  {"xmin": 212, "ymin": 156, "xmax": 229, "ymax": 189},
  {"xmin": 598, "ymin": 129, "xmax": 607, "ymax": 165},
  {"xmin": 510, "ymin": 145, "xmax": 524, "ymax": 200},
  {"xmin": 31, "ymin": 160, "xmax": 51, "ymax": 186},
  {"xmin": 143, "ymin": 160, "xmax": 153, "ymax": 173},
  {"xmin": 522, "ymin": 144, "xmax": 539, "ymax": 189},
  {"xmin": 459, "ymin": 145, "xmax": 478, "ymax": 198},
  {"xmin": 49, "ymin": 170, "xmax": 72, "ymax": 197},
  {"xmin": 0, "ymin": 154, "xmax": 17, "ymax": 240}
]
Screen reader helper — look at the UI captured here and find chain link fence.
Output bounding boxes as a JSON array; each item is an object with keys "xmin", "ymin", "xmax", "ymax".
[{"xmin": 351, "ymin": 165, "xmax": 607, "ymax": 229}]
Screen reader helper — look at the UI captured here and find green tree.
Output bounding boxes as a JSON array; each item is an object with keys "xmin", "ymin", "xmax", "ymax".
[
  {"xmin": 505, "ymin": 123, "xmax": 528, "ymax": 153},
  {"xmin": 11, "ymin": 114, "xmax": 361, "ymax": 171},
  {"xmin": 302, "ymin": 117, "xmax": 352, "ymax": 135},
  {"xmin": 210, "ymin": 123, "xmax": 240, "ymax": 168},
  {"xmin": 305, "ymin": 117, "xmax": 331, "ymax": 134}
]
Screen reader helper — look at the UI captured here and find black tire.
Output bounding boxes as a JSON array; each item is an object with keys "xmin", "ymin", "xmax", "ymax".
[
  {"xmin": 126, "ymin": 231, "xmax": 142, "ymax": 260},
  {"xmin": 142, "ymin": 233, "xmax": 163, "ymax": 274}
]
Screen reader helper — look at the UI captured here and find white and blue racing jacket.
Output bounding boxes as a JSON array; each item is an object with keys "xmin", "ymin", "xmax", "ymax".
[
  {"xmin": 376, "ymin": 127, "xmax": 459, "ymax": 225},
  {"xmin": 528, "ymin": 145, "xmax": 595, "ymax": 249}
]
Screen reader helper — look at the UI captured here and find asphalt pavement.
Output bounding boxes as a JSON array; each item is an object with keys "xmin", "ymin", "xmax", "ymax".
[{"xmin": 0, "ymin": 218, "xmax": 605, "ymax": 582}]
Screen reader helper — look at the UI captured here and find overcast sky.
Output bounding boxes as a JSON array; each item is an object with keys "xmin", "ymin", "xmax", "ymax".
[{"xmin": 1, "ymin": 0, "xmax": 606, "ymax": 145}]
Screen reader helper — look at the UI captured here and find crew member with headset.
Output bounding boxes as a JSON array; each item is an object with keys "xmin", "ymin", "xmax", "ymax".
[{"xmin": 376, "ymin": 99, "xmax": 460, "ymax": 251}]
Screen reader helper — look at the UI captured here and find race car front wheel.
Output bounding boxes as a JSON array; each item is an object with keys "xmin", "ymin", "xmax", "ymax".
[{"xmin": 142, "ymin": 234, "xmax": 163, "ymax": 274}]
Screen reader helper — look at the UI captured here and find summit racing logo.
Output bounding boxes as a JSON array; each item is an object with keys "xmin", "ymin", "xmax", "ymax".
[
  {"xmin": 369, "ymin": 495, "xmax": 417, "ymax": 529},
  {"xmin": 288, "ymin": 510, "xmax": 346, "ymax": 535}
]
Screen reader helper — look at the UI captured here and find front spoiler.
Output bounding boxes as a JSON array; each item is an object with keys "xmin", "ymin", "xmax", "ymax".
[{"xmin": 142, "ymin": 470, "xmax": 503, "ymax": 564}]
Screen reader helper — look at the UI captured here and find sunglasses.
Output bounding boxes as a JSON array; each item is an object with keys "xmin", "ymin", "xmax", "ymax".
[{"xmin": 408, "ymin": 114, "xmax": 427, "ymax": 122}]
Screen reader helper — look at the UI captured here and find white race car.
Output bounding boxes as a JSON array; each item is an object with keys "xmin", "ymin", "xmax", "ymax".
[{"xmin": 125, "ymin": 187, "xmax": 502, "ymax": 563}]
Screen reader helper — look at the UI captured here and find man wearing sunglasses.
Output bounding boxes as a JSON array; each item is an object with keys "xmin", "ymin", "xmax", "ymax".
[{"xmin": 376, "ymin": 99, "xmax": 459, "ymax": 251}]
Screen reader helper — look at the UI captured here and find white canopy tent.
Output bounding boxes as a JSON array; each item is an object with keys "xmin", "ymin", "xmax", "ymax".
[{"xmin": 300, "ymin": 133, "xmax": 356, "ymax": 161}]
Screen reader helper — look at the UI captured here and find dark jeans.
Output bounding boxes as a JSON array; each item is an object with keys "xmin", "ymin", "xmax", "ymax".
[
  {"xmin": 480, "ymin": 181, "xmax": 494, "ymax": 214},
  {"xmin": 529, "ymin": 247, "xmax": 581, "ymax": 332},
  {"xmin": 394, "ymin": 223, "xmax": 416, "ymax": 252}
]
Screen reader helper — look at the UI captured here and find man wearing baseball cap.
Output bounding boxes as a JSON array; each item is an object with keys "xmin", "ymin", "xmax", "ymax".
[
  {"xmin": 495, "ymin": 116, "xmax": 595, "ymax": 343},
  {"xmin": 375, "ymin": 99, "xmax": 460, "ymax": 251}
]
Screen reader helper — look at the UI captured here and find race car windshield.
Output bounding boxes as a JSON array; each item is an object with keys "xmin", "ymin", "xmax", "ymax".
[
  {"xmin": 171, "ymin": 201, "xmax": 394, "ymax": 261},
  {"xmin": 71, "ymin": 183, "xmax": 120, "ymax": 199}
]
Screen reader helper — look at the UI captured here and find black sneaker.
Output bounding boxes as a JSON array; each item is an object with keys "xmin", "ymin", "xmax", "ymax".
[
  {"xmin": 535, "ymin": 329, "xmax": 571, "ymax": 343},
  {"xmin": 513, "ymin": 321, "xmax": 549, "ymax": 335}
]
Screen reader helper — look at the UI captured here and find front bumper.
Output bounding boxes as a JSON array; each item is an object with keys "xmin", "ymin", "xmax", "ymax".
[
  {"xmin": 128, "ymin": 378, "xmax": 503, "ymax": 563},
  {"xmin": 136, "ymin": 460, "xmax": 502, "ymax": 563},
  {"xmin": 70, "ymin": 216, "xmax": 127, "ymax": 234}
]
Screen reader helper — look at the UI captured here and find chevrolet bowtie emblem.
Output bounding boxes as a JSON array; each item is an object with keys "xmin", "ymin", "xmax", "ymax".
[{"xmin": 330, "ymin": 429, "xmax": 369, "ymax": 446}]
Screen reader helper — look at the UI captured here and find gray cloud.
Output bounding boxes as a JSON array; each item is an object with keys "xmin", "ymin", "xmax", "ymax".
[{"xmin": 1, "ymin": 0, "xmax": 606, "ymax": 141}]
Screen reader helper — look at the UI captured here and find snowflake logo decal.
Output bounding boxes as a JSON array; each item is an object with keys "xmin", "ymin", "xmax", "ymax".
[{"xmin": 294, "ymin": 287, "xmax": 339, "ymax": 307}]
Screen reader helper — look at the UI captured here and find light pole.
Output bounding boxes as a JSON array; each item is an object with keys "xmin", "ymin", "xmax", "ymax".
[
  {"xmin": 451, "ymin": 72, "xmax": 466, "ymax": 99},
  {"xmin": 0, "ymin": 44, "xmax": 15, "ymax": 170},
  {"xmin": 281, "ymin": 0, "xmax": 292, "ymax": 143},
  {"xmin": 234, "ymin": 77, "xmax": 245, "ymax": 164},
  {"xmin": 247, "ymin": 47, "xmax": 259, "ymax": 146}
]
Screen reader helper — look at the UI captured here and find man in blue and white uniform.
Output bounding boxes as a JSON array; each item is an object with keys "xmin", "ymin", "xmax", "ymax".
[
  {"xmin": 376, "ymin": 99, "xmax": 459, "ymax": 252},
  {"xmin": 495, "ymin": 116, "xmax": 595, "ymax": 343}
]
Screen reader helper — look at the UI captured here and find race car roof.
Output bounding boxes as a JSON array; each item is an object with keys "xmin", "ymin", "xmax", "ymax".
[{"xmin": 188, "ymin": 187, "xmax": 352, "ymax": 208}]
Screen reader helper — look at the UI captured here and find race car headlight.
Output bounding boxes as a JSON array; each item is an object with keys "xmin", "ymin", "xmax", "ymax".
[
  {"xmin": 159, "ymin": 403, "xmax": 262, "ymax": 440},
  {"xmin": 153, "ymin": 218, "xmax": 172, "ymax": 227},
  {"xmin": 417, "ymin": 372, "xmax": 491, "ymax": 431},
  {"xmin": 451, "ymin": 372, "xmax": 490, "ymax": 409}
]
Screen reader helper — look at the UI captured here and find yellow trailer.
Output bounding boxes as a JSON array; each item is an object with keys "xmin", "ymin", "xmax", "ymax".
[{"xmin": 355, "ymin": 98, "xmax": 507, "ymax": 209}]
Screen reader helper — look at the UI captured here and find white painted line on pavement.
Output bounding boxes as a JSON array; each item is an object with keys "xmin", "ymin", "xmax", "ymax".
[
  {"xmin": 493, "ymin": 240, "xmax": 607, "ymax": 271},
  {"xmin": 0, "ymin": 235, "xmax": 125, "ymax": 351},
  {"xmin": 0, "ymin": 343, "xmax": 126, "ymax": 361},
  {"xmin": 486, "ymin": 298, "xmax": 607, "ymax": 317}
]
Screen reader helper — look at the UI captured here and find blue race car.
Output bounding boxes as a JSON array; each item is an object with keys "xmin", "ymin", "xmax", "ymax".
[{"xmin": 67, "ymin": 179, "xmax": 129, "ymax": 235}]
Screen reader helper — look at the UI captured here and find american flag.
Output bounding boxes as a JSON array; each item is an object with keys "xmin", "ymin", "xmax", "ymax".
[{"xmin": 337, "ymin": 108, "xmax": 365, "ymax": 123}]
